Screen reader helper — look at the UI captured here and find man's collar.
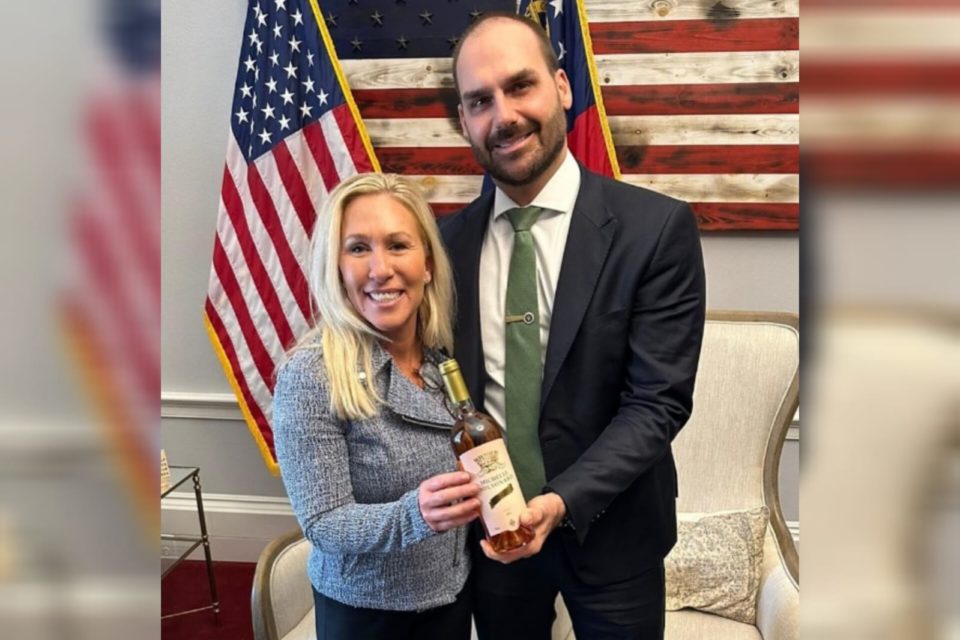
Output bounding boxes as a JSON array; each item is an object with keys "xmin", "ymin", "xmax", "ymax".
[{"xmin": 492, "ymin": 150, "xmax": 580, "ymax": 219}]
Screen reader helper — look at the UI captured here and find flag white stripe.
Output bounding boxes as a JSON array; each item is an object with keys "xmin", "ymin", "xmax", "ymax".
[
  {"xmin": 224, "ymin": 134, "xmax": 306, "ymax": 339},
  {"xmin": 364, "ymin": 114, "xmax": 799, "ymax": 147},
  {"xmin": 319, "ymin": 110, "xmax": 359, "ymax": 181},
  {"xmin": 340, "ymin": 50, "xmax": 799, "ymax": 90},
  {"xmin": 284, "ymin": 127, "xmax": 329, "ymax": 230},
  {"xmin": 252, "ymin": 149, "xmax": 313, "ymax": 336},
  {"xmin": 207, "ymin": 272, "xmax": 275, "ymax": 420},
  {"xmin": 406, "ymin": 173, "xmax": 799, "ymax": 204}
]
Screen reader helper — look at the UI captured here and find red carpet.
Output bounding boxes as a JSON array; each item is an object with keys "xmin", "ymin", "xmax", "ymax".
[{"xmin": 162, "ymin": 560, "xmax": 256, "ymax": 640}]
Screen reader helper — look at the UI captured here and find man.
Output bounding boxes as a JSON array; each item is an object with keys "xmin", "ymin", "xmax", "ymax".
[{"xmin": 441, "ymin": 13, "xmax": 706, "ymax": 640}]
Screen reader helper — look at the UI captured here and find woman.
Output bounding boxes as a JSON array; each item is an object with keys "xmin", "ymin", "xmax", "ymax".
[{"xmin": 273, "ymin": 173, "xmax": 481, "ymax": 640}]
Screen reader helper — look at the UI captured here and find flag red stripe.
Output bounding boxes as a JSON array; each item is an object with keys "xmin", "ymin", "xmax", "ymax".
[
  {"xmin": 302, "ymin": 121, "xmax": 342, "ymax": 191},
  {"xmin": 90, "ymin": 105, "xmax": 161, "ymax": 297},
  {"xmin": 430, "ymin": 202, "xmax": 799, "ymax": 231},
  {"xmin": 204, "ymin": 298, "xmax": 275, "ymax": 454},
  {"xmin": 246, "ymin": 163, "xmax": 313, "ymax": 322},
  {"xmin": 430, "ymin": 203, "xmax": 462, "ymax": 216},
  {"xmin": 354, "ymin": 83, "xmax": 799, "ymax": 119},
  {"xmin": 212, "ymin": 237, "xmax": 278, "ymax": 391},
  {"xmin": 220, "ymin": 168, "xmax": 297, "ymax": 349},
  {"xmin": 618, "ymin": 144, "xmax": 799, "ymax": 174},
  {"xmin": 378, "ymin": 147, "xmax": 482, "ymax": 175},
  {"xmin": 806, "ymin": 150, "xmax": 960, "ymax": 188},
  {"xmin": 333, "ymin": 104, "xmax": 375, "ymax": 172},
  {"xmin": 603, "ymin": 83, "xmax": 799, "ymax": 116},
  {"xmin": 378, "ymin": 144, "xmax": 798, "ymax": 175},
  {"xmin": 353, "ymin": 88, "xmax": 459, "ymax": 119},
  {"xmin": 692, "ymin": 203, "xmax": 799, "ymax": 231},
  {"xmin": 271, "ymin": 141, "xmax": 318, "ymax": 235},
  {"xmin": 130, "ymin": 91, "xmax": 161, "ymax": 178},
  {"xmin": 803, "ymin": 63, "xmax": 960, "ymax": 96},
  {"xmin": 72, "ymin": 204, "xmax": 159, "ymax": 400},
  {"xmin": 591, "ymin": 18, "xmax": 798, "ymax": 54}
]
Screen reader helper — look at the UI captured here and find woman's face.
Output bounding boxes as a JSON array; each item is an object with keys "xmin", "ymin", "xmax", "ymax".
[{"xmin": 338, "ymin": 193, "xmax": 432, "ymax": 346}]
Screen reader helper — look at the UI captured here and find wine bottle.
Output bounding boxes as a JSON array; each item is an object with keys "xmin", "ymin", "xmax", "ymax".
[{"xmin": 439, "ymin": 358, "xmax": 534, "ymax": 553}]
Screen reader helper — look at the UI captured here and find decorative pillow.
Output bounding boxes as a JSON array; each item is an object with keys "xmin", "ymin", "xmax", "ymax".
[{"xmin": 665, "ymin": 506, "xmax": 769, "ymax": 625}]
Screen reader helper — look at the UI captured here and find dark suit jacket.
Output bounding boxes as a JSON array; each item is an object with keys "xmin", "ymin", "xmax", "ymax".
[{"xmin": 440, "ymin": 165, "xmax": 706, "ymax": 585}]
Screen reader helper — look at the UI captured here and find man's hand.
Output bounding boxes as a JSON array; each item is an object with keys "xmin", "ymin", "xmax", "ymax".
[{"xmin": 480, "ymin": 492, "xmax": 567, "ymax": 563}]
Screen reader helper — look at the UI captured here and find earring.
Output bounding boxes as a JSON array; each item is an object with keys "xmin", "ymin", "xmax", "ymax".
[{"xmin": 425, "ymin": 272, "xmax": 432, "ymax": 283}]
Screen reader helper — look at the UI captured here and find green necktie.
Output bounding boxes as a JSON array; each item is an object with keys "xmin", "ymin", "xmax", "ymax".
[{"xmin": 504, "ymin": 206, "xmax": 546, "ymax": 501}]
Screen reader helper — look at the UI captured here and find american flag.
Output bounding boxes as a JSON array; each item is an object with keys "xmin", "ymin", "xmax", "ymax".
[
  {"xmin": 205, "ymin": 0, "xmax": 377, "ymax": 473},
  {"xmin": 335, "ymin": 0, "xmax": 798, "ymax": 230},
  {"xmin": 62, "ymin": 0, "xmax": 160, "ymax": 529}
]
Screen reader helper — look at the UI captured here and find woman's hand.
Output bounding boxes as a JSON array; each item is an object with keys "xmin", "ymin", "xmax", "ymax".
[{"xmin": 418, "ymin": 471, "xmax": 481, "ymax": 533}]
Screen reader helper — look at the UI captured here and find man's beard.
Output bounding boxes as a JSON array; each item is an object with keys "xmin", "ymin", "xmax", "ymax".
[{"xmin": 469, "ymin": 103, "xmax": 567, "ymax": 187}]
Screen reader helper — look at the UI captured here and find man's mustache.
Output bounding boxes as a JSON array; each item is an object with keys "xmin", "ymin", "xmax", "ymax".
[{"xmin": 486, "ymin": 123, "xmax": 538, "ymax": 150}]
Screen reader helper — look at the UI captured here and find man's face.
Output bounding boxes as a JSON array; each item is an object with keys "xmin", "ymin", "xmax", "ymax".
[{"xmin": 456, "ymin": 19, "xmax": 572, "ymax": 189}]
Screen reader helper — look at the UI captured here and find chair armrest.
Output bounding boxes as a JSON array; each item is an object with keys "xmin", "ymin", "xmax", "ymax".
[{"xmin": 756, "ymin": 561, "xmax": 799, "ymax": 640}]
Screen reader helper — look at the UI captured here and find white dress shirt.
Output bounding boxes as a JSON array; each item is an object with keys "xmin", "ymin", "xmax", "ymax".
[{"xmin": 478, "ymin": 151, "xmax": 581, "ymax": 433}]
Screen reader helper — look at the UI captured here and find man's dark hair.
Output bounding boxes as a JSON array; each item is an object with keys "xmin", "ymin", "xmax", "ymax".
[{"xmin": 451, "ymin": 12, "xmax": 560, "ymax": 98}]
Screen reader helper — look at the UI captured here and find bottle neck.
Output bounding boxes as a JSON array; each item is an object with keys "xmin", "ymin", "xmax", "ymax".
[{"xmin": 454, "ymin": 397, "xmax": 476, "ymax": 417}]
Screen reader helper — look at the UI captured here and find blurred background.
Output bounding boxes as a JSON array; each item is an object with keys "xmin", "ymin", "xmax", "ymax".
[
  {"xmin": 0, "ymin": 0, "xmax": 957, "ymax": 638},
  {"xmin": 803, "ymin": 0, "xmax": 960, "ymax": 637},
  {"xmin": 0, "ymin": 0, "xmax": 159, "ymax": 637}
]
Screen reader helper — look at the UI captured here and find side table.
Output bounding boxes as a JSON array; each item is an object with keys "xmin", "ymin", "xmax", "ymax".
[{"xmin": 161, "ymin": 465, "xmax": 220, "ymax": 621}]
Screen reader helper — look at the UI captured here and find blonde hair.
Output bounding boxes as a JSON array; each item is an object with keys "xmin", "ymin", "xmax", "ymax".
[{"xmin": 295, "ymin": 173, "xmax": 455, "ymax": 420}]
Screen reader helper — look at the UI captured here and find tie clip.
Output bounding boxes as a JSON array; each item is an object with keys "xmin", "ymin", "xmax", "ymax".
[{"xmin": 505, "ymin": 312, "xmax": 536, "ymax": 325}]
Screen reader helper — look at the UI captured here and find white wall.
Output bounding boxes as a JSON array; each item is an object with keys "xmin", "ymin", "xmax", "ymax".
[{"xmin": 161, "ymin": 0, "xmax": 799, "ymax": 560}]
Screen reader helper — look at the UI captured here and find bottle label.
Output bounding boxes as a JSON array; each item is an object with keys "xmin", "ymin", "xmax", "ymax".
[{"xmin": 458, "ymin": 439, "xmax": 527, "ymax": 535}]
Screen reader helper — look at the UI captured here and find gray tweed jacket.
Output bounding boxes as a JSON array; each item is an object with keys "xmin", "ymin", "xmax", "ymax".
[{"xmin": 273, "ymin": 341, "xmax": 469, "ymax": 612}]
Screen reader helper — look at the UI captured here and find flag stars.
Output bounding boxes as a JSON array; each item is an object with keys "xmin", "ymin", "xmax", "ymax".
[
  {"xmin": 243, "ymin": 55, "xmax": 256, "ymax": 72},
  {"xmin": 447, "ymin": 35, "xmax": 459, "ymax": 49},
  {"xmin": 306, "ymin": 51, "xmax": 315, "ymax": 66},
  {"xmin": 280, "ymin": 88, "xmax": 295, "ymax": 105},
  {"xmin": 248, "ymin": 29, "xmax": 259, "ymax": 46},
  {"xmin": 258, "ymin": 128, "xmax": 272, "ymax": 144},
  {"xmin": 265, "ymin": 77, "xmax": 278, "ymax": 93},
  {"xmin": 279, "ymin": 115, "xmax": 291, "ymax": 131},
  {"xmin": 288, "ymin": 36, "xmax": 302, "ymax": 53},
  {"xmin": 239, "ymin": 82, "xmax": 253, "ymax": 98},
  {"xmin": 370, "ymin": 10, "xmax": 384, "ymax": 26},
  {"xmin": 419, "ymin": 10, "xmax": 433, "ymax": 25},
  {"xmin": 557, "ymin": 40, "xmax": 566, "ymax": 61},
  {"xmin": 302, "ymin": 77, "xmax": 315, "ymax": 93},
  {"xmin": 299, "ymin": 102, "xmax": 313, "ymax": 119},
  {"xmin": 325, "ymin": 13, "xmax": 338, "ymax": 27},
  {"xmin": 396, "ymin": 35, "xmax": 409, "ymax": 50},
  {"xmin": 350, "ymin": 36, "xmax": 363, "ymax": 51},
  {"xmin": 261, "ymin": 103, "xmax": 276, "ymax": 120},
  {"xmin": 256, "ymin": 11, "xmax": 267, "ymax": 27},
  {"xmin": 273, "ymin": 23, "xmax": 283, "ymax": 38},
  {"xmin": 469, "ymin": 9, "xmax": 482, "ymax": 22},
  {"xmin": 274, "ymin": 0, "xmax": 286, "ymax": 10},
  {"xmin": 550, "ymin": 0, "xmax": 563, "ymax": 17},
  {"xmin": 318, "ymin": 88, "xmax": 329, "ymax": 106},
  {"xmin": 235, "ymin": 107, "xmax": 249, "ymax": 123},
  {"xmin": 291, "ymin": 9, "xmax": 303, "ymax": 25},
  {"xmin": 283, "ymin": 61, "xmax": 298, "ymax": 78},
  {"xmin": 269, "ymin": 51, "xmax": 280, "ymax": 66}
]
